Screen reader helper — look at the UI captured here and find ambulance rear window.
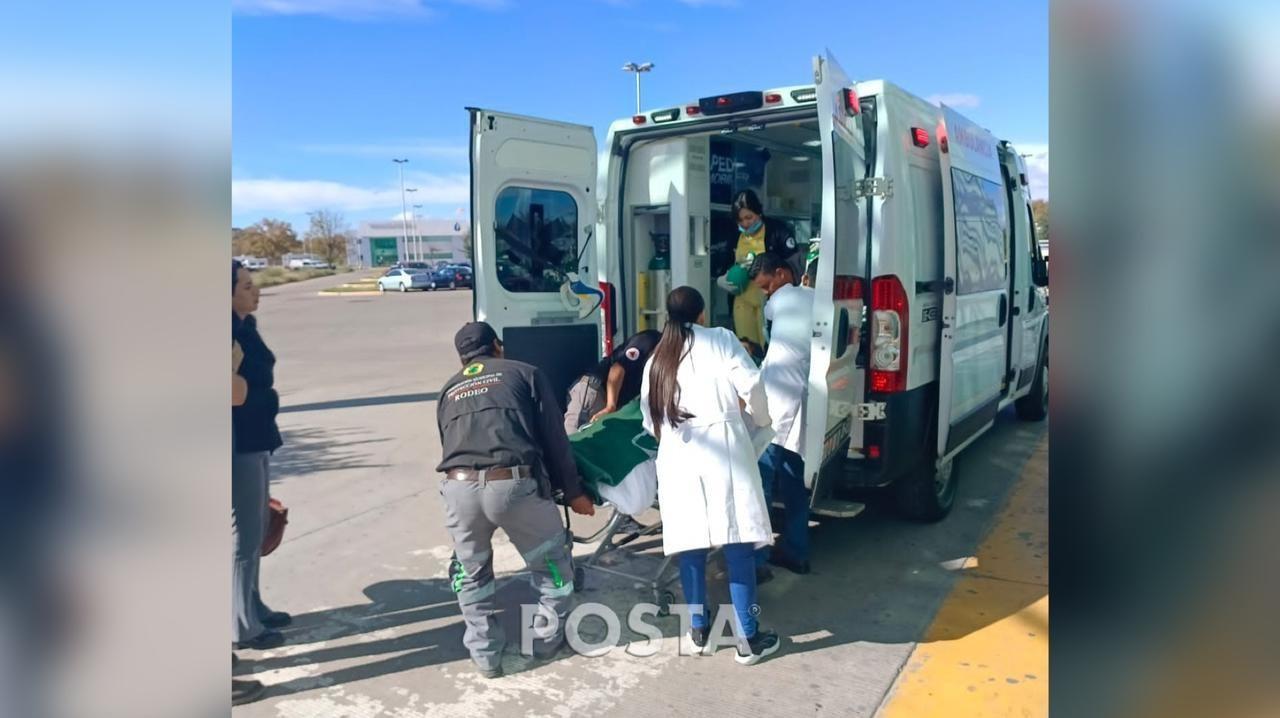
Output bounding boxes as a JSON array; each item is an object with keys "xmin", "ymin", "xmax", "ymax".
[{"xmin": 493, "ymin": 186, "xmax": 579, "ymax": 293}]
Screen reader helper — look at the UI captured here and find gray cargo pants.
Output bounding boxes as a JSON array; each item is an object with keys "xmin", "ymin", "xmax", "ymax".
[
  {"xmin": 440, "ymin": 474, "xmax": 575, "ymax": 671},
  {"xmin": 232, "ymin": 450, "xmax": 274, "ymax": 642}
]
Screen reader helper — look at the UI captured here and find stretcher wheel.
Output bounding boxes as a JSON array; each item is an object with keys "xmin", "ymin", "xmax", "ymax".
[{"xmin": 573, "ymin": 565, "xmax": 585, "ymax": 592}]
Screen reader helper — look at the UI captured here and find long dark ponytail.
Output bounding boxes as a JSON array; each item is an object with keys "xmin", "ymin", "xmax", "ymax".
[{"xmin": 647, "ymin": 286, "xmax": 705, "ymax": 438}]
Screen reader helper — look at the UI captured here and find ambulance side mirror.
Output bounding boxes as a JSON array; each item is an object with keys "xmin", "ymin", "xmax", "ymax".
[{"xmin": 1032, "ymin": 258, "xmax": 1049, "ymax": 288}]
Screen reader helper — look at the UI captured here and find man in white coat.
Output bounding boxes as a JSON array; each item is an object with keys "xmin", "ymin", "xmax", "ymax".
[{"xmin": 750, "ymin": 253, "xmax": 815, "ymax": 575}]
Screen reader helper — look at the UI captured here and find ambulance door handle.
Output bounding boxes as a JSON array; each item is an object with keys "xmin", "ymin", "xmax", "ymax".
[
  {"xmin": 997, "ymin": 294, "xmax": 1008, "ymax": 327},
  {"xmin": 943, "ymin": 277, "xmax": 955, "ymax": 295}
]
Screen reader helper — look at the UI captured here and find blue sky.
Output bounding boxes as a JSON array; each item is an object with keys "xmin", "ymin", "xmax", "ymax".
[{"xmin": 233, "ymin": 0, "xmax": 1047, "ymax": 231}]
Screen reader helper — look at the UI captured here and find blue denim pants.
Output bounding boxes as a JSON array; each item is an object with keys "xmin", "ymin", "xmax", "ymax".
[
  {"xmin": 756, "ymin": 443, "xmax": 810, "ymax": 566},
  {"xmin": 677, "ymin": 542, "xmax": 759, "ymax": 638}
]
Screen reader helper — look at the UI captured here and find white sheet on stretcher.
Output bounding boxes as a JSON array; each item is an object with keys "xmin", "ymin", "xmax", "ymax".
[{"xmin": 597, "ymin": 420, "xmax": 774, "ymax": 518}]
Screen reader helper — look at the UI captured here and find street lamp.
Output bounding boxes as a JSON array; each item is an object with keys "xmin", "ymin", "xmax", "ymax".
[
  {"xmin": 393, "ymin": 158, "xmax": 410, "ymax": 263},
  {"xmin": 621, "ymin": 61, "xmax": 654, "ymax": 115},
  {"xmin": 412, "ymin": 203, "xmax": 424, "ymax": 262},
  {"xmin": 406, "ymin": 188, "xmax": 419, "ymax": 261},
  {"xmin": 304, "ymin": 210, "xmax": 316, "ymax": 260}
]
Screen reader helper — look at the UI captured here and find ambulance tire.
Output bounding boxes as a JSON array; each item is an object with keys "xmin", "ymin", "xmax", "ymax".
[
  {"xmin": 894, "ymin": 457, "xmax": 956, "ymax": 523},
  {"xmin": 1015, "ymin": 343, "xmax": 1048, "ymax": 421}
]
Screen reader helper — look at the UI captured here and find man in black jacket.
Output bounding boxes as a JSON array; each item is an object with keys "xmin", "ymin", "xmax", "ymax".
[{"xmin": 436, "ymin": 322, "xmax": 594, "ymax": 678}]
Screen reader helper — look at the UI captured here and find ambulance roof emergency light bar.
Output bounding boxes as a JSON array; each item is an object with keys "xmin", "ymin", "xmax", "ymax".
[{"xmin": 623, "ymin": 62, "xmax": 655, "ymax": 122}]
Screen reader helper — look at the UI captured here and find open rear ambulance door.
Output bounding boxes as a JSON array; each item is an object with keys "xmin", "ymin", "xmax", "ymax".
[
  {"xmin": 469, "ymin": 108, "xmax": 602, "ymax": 409},
  {"xmin": 934, "ymin": 105, "xmax": 1011, "ymax": 460},
  {"xmin": 802, "ymin": 51, "xmax": 867, "ymax": 515}
]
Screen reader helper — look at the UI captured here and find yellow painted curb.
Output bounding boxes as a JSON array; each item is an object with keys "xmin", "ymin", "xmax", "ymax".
[{"xmin": 879, "ymin": 436, "xmax": 1048, "ymax": 718}]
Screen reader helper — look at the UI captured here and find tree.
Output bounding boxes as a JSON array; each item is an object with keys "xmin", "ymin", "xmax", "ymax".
[
  {"xmin": 232, "ymin": 227, "xmax": 251, "ymax": 257},
  {"xmin": 235, "ymin": 219, "xmax": 300, "ymax": 263},
  {"xmin": 459, "ymin": 223, "xmax": 473, "ymax": 261},
  {"xmin": 304, "ymin": 209, "xmax": 353, "ymax": 267},
  {"xmin": 1031, "ymin": 199, "xmax": 1049, "ymax": 245}
]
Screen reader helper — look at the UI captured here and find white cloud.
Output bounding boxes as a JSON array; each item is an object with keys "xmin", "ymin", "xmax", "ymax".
[
  {"xmin": 926, "ymin": 93, "xmax": 982, "ymax": 109},
  {"xmin": 299, "ymin": 140, "xmax": 467, "ymax": 161},
  {"xmin": 233, "ymin": 0, "xmax": 428, "ymax": 18},
  {"xmin": 232, "ymin": 174, "xmax": 468, "ymax": 214},
  {"xmin": 233, "ymin": 0, "xmax": 507, "ymax": 19},
  {"xmin": 1013, "ymin": 142, "xmax": 1049, "ymax": 200}
]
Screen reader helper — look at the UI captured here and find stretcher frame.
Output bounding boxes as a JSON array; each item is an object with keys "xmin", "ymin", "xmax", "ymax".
[{"xmin": 559, "ymin": 500, "xmax": 684, "ymax": 615}]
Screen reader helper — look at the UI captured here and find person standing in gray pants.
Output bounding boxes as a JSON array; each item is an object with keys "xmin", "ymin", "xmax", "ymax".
[
  {"xmin": 436, "ymin": 322, "xmax": 595, "ymax": 678},
  {"xmin": 232, "ymin": 261, "xmax": 291, "ymax": 652}
]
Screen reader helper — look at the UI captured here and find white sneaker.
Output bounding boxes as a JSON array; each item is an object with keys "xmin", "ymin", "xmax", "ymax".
[{"xmin": 735, "ymin": 629, "xmax": 781, "ymax": 666}]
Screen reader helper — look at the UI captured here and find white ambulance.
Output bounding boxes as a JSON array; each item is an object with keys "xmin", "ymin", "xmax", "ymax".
[{"xmin": 467, "ymin": 51, "xmax": 1048, "ymax": 522}]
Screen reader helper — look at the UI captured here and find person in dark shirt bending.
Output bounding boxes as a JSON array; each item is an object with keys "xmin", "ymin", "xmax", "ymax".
[{"xmin": 435, "ymin": 321, "xmax": 594, "ymax": 678}]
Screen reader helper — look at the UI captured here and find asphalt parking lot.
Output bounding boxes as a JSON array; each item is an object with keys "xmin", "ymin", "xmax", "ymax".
[{"xmin": 233, "ymin": 270, "xmax": 1048, "ymax": 718}]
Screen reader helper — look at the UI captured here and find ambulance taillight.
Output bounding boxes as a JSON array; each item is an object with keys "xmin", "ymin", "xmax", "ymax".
[
  {"xmin": 833, "ymin": 275, "xmax": 863, "ymax": 300},
  {"xmin": 870, "ymin": 275, "xmax": 909, "ymax": 393}
]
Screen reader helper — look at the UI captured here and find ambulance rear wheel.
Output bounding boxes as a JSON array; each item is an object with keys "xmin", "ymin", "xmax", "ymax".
[
  {"xmin": 894, "ymin": 457, "xmax": 956, "ymax": 523},
  {"xmin": 1016, "ymin": 349, "xmax": 1048, "ymax": 421}
]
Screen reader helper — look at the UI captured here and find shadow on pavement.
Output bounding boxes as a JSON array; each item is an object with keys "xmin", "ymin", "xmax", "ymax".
[
  {"xmin": 279, "ymin": 392, "xmax": 441, "ymax": 414},
  {"xmin": 235, "ymin": 579, "xmax": 468, "ymax": 699},
  {"xmin": 237, "ymin": 411, "xmax": 1046, "ymax": 703},
  {"xmin": 234, "ymin": 573, "xmax": 667, "ymax": 700},
  {"xmin": 766, "ymin": 412, "xmax": 1048, "ymax": 657},
  {"xmin": 270, "ymin": 426, "xmax": 391, "ymax": 482}
]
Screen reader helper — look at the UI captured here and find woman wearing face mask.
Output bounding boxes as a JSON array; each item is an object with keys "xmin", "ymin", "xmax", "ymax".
[
  {"xmin": 640, "ymin": 286, "xmax": 782, "ymax": 665},
  {"xmin": 717, "ymin": 190, "xmax": 800, "ymax": 348}
]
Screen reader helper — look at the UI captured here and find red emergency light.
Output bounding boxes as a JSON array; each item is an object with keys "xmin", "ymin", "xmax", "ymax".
[
  {"xmin": 843, "ymin": 88, "xmax": 860, "ymax": 115},
  {"xmin": 911, "ymin": 127, "xmax": 930, "ymax": 148},
  {"xmin": 764, "ymin": 93, "xmax": 782, "ymax": 104},
  {"xmin": 685, "ymin": 105, "xmax": 702, "ymax": 116},
  {"xmin": 632, "ymin": 115, "xmax": 646, "ymax": 125}
]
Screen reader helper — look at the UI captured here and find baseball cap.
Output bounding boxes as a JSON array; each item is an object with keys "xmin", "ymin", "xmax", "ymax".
[{"xmin": 454, "ymin": 321, "xmax": 500, "ymax": 362}]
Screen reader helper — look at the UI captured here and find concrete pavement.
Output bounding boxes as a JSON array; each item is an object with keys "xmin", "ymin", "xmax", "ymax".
[{"xmin": 233, "ymin": 271, "xmax": 1049, "ymax": 717}]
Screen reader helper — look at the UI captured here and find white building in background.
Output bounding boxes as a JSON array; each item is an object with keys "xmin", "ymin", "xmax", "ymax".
[{"xmin": 349, "ymin": 219, "xmax": 468, "ymax": 267}]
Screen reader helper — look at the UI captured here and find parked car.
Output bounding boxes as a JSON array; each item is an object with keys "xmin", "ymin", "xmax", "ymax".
[
  {"xmin": 235, "ymin": 256, "xmax": 268, "ymax": 270},
  {"xmin": 287, "ymin": 257, "xmax": 332, "ymax": 269},
  {"xmin": 425, "ymin": 265, "xmax": 472, "ymax": 290},
  {"xmin": 377, "ymin": 267, "xmax": 433, "ymax": 292}
]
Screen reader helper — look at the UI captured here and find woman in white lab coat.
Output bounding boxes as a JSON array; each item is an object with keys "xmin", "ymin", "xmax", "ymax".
[{"xmin": 640, "ymin": 286, "xmax": 782, "ymax": 665}]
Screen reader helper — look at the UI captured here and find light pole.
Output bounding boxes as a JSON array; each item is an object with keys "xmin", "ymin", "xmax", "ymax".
[
  {"xmin": 622, "ymin": 62, "xmax": 654, "ymax": 115},
  {"xmin": 304, "ymin": 210, "xmax": 319, "ymax": 261},
  {"xmin": 412, "ymin": 203, "xmax": 424, "ymax": 262},
  {"xmin": 406, "ymin": 187, "xmax": 419, "ymax": 261},
  {"xmin": 393, "ymin": 158, "xmax": 410, "ymax": 263}
]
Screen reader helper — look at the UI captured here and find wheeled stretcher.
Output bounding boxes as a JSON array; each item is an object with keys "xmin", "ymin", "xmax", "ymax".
[{"xmin": 555, "ymin": 401, "xmax": 684, "ymax": 614}]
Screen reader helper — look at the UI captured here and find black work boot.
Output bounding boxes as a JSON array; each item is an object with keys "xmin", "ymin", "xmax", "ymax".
[{"xmin": 233, "ymin": 678, "xmax": 266, "ymax": 705}]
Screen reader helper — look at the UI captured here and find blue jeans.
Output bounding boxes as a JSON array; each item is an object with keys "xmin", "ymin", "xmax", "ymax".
[
  {"xmin": 677, "ymin": 543, "xmax": 758, "ymax": 638},
  {"xmin": 756, "ymin": 444, "xmax": 810, "ymax": 566}
]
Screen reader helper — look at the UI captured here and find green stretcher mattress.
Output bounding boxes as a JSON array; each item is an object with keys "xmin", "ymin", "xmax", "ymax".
[{"xmin": 568, "ymin": 399, "xmax": 657, "ymax": 503}]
